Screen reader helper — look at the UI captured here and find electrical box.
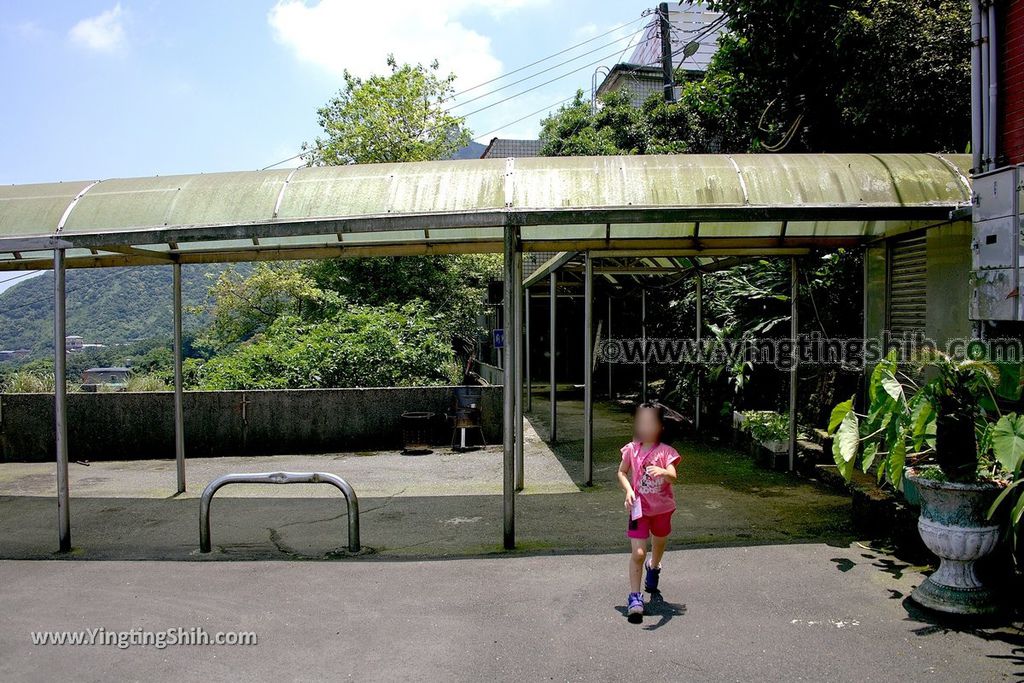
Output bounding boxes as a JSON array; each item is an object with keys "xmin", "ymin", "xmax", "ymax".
[
  {"xmin": 970, "ymin": 166, "xmax": 1023, "ymax": 321},
  {"xmin": 487, "ymin": 280, "xmax": 504, "ymax": 305}
]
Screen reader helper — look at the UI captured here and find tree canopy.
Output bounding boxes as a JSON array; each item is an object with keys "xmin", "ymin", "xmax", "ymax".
[
  {"xmin": 302, "ymin": 54, "xmax": 471, "ymax": 165},
  {"xmin": 540, "ymin": 0, "xmax": 970, "ymax": 156},
  {"xmin": 180, "ymin": 56, "xmax": 498, "ymax": 390}
]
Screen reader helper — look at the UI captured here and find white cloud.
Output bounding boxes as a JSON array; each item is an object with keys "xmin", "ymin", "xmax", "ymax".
[
  {"xmin": 69, "ymin": 3, "xmax": 126, "ymax": 53},
  {"xmin": 268, "ymin": 0, "xmax": 546, "ymax": 94},
  {"xmin": 573, "ymin": 23, "xmax": 599, "ymax": 39}
]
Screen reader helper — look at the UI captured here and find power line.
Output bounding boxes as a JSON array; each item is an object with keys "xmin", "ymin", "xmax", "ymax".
[
  {"xmin": 614, "ymin": 18, "xmax": 656, "ymax": 64},
  {"xmin": 474, "ymin": 93, "xmax": 579, "ymax": 141},
  {"xmin": 261, "ymin": 150, "xmax": 308, "ymax": 171},
  {"xmin": 265, "ymin": 14, "xmax": 655, "ymax": 170},
  {"xmin": 440, "ymin": 35, "xmax": 660, "ymax": 127},
  {"xmin": 448, "ymin": 32, "xmax": 648, "ymax": 111},
  {"xmin": 447, "ymin": 14, "xmax": 650, "ymax": 101},
  {"xmin": 0, "ymin": 271, "xmax": 40, "ymax": 287}
]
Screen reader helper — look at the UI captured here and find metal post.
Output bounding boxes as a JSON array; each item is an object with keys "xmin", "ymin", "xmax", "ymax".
[
  {"xmin": 980, "ymin": 2, "xmax": 990, "ymax": 170},
  {"xmin": 514, "ymin": 248, "xmax": 524, "ymax": 492},
  {"xmin": 987, "ymin": 2, "xmax": 998, "ymax": 168},
  {"xmin": 641, "ymin": 287, "xmax": 648, "ymax": 403},
  {"xmin": 525, "ymin": 287, "xmax": 532, "ymax": 413},
  {"xmin": 607, "ymin": 295, "xmax": 613, "ymax": 399},
  {"xmin": 502, "ymin": 223, "xmax": 516, "ymax": 549},
  {"xmin": 583, "ymin": 252, "xmax": 593, "ymax": 486},
  {"xmin": 695, "ymin": 273, "xmax": 702, "ymax": 432},
  {"xmin": 54, "ymin": 248, "xmax": 70, "ymax": 552},
  {"xmin": 658, "ymin": 2, "xmax": 676, "ymax": 103},
  {"xmin": 970, "ymin": 0, "xmax": 983, "ymax": 171},
  {"xmin": 549, "ymin": 270, "xmax": 557, "ymax": 443},
  {"xmin": 173, "ymin": 261, "xmax": 186, "ymax": 494},
  {"xmin": 788, "ymin": 257, "xmax": 798, "ymax": 471}
]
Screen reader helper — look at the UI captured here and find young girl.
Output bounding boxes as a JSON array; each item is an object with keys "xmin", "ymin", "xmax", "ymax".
[{"xmin": 617, "ymin": 401, "xmax": 680, "ymax": 621}]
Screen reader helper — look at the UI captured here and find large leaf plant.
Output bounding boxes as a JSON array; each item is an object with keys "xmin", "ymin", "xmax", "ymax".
[{"xmin": 827, "ymin": 349, "xmax": 1024, "ymax": 550}]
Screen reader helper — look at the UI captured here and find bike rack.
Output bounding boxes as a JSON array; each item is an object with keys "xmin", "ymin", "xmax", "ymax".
[{"xmin": 199, "ymin": 471, "xmax": 360, "ymax": 553}]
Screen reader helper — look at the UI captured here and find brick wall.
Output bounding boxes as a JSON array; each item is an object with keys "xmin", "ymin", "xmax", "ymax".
[{"xmin": 1002, "ymin": 0, "xmax": 1024, "ymax": 165}]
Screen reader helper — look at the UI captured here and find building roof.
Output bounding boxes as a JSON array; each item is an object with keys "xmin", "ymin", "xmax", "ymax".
[
  {"xmin": 0, "ymin": 153, "xmax": 971, "ymax": 271},
  {"xmin": 629, "ymin": 2, "xmax": 725, "ymax": 73},
  {"xmin": 480, "ymin": 138, "xmax": 544, "ymax": 159},
  {"xmin": 84, "ymin": 367, "xmax": 130, "ymax": 373},
  {"xmin": 594, "ymin": 63, "xmax": 665, "ymax": 102}
]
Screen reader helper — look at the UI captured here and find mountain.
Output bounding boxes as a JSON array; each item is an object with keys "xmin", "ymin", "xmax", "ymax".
[{"xmin": 0, "ymin": 263, "xmax": 248, "ymax": 354}]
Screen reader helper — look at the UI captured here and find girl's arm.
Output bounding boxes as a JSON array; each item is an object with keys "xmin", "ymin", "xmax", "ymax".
[
  {"xmin": 617, "ymin": 458, "xmax": 635, "ymax": 507},
  {"xmin": 645, "ymin": 462, "xmax": 677, "ymax": 484}
]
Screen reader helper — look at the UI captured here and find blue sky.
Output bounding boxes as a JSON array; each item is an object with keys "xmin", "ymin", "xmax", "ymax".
[
  {"xmin": 0, "ymin": 1, "xmax": 660, "ymax": 185},
  {"xmin": 0, "ymin": 0, "xmax": 660, "ymax": 294}
]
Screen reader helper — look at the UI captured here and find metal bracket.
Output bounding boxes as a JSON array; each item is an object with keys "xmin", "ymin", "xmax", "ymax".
[
  {"xmin": 504, "ymin": 157, "xmax": 515, "ymax": 209},
  {"xmin": 199, "ymin": 471, "xmax": 360, "ymax": 553}
]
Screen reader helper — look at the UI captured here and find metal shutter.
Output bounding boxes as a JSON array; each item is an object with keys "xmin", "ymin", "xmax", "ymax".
[{"xmin": 887, "ymin": 232, "xmax": 928, "ymax": 336}]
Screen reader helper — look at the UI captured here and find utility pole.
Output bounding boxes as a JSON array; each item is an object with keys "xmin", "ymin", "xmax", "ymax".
[{"xmin": 659, "ymin": 2, "xmax": 675, "ymax": 102}]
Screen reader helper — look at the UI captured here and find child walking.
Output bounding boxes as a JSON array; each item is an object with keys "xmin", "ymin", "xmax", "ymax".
[{"xmin": 617, "ymin": 401, "xmax": 681, "ymax": 622}]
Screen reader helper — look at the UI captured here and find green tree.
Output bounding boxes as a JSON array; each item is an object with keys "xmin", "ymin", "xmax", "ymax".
[
  {"xmin": 187, "ymin": 56, "xmax": 497, "ymax": 388},
  {"xmin": 194, "ymin": 302, "xmax": 461, "ymax": 390},
  {"xmin": 303, "ymin": 55, "xmax": 471, "ymax": 165},
  {"xmin": 540, "ymin": 0, "xmax": 970, "ymax": 156},
  {"xmin": 194, "ymin": 262, "xmax": 341, "ymax": 352},
  {"xmin": 302, "ymin": 254, "xmax": 498, "ymax": 339}
]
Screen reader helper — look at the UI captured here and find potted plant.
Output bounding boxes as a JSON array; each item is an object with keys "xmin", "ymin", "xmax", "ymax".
[
  {"xmin": 828, "ymin": 349, "xmax": 1022, "ymax": 616},
  {"xmin": 741, "ymin": 410, "xmax": 790, "ymax": 469}
]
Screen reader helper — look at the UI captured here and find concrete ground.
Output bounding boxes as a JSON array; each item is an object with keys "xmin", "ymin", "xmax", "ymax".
[{"xmin": 0, "ymin": 397, "xmax": 1022, "ymax": 680}]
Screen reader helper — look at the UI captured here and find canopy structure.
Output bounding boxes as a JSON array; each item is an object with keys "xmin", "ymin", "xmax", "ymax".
[
  {"xmin": 0, "ymin": 153, "xmax": 970, "ymax": 269},
  {"xmin": 0, "ymin": 153, "xmax": 973, "ymax": 553}
]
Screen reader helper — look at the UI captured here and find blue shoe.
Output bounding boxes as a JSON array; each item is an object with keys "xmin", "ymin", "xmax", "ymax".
[
  {"xmin": 644, "ymin": 560, "xmax": 661, "ymax": 593},
  {"xmin": 627, "ymin": 591, "xmax": 644, "ymax": 621}
]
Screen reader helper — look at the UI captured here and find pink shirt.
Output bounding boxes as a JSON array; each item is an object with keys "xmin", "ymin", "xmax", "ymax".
[{"xmin": 621, "ymin": 440, "xmax": 681, "ymax": 516}]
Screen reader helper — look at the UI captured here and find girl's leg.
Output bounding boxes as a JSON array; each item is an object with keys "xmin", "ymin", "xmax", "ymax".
[
  {"xmin": 629, "ymin": 537, "xmax": 648, "ymax": 593},
  {"xmin": 649, "ymin": 534, "xmax": 668, "ymax": 570}
]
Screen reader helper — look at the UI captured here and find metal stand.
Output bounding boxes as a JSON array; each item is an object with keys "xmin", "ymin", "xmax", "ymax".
[{"xmin": 199, "ymin": 471, "xmax": 360, "ymax": 553}]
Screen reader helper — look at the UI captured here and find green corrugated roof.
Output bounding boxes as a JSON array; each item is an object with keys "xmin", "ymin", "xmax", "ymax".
[{"xmin": 0, "ymin": 153, "xmax": 971, "ymax": 270}]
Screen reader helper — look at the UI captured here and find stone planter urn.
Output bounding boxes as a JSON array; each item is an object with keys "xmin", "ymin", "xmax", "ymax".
[{"xmin": 905, "ymin": 467, "xmax": 1006, "ymax": 616}]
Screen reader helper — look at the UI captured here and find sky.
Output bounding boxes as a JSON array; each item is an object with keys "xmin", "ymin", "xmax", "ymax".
[
  {"xmin": 0, "ymin": 1, "xmax": 663, "ymax": 294},
  {"xmin": 0, "ymin": 0, "xmax": 660, "ymax": 186}
]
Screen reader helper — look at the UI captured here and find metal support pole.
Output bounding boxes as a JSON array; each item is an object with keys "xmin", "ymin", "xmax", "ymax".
[
  {"xmin": 788, "ymin": 257, "xmax": 798, "ymax": 471},
  {"xmin": 658, "ymin": 2, "xmax": 676, "ymax": 103},
  {"xmin": 607, "ymin": 295, "xmax": 613, "ymax": 399},
  {"xmin": 173, "ymin": 261, "xmax": 186, "ymax": 494},
  {"xmin": 987, "ymin": 2, "xmax": 998, "ymax": 167},
  {"xmin": 514, "ymin": 248, "xmax": 524, "ymax": 492},
  {"xmin": 54, "ymin": 248, "xmax": 70, "ymax": 552},
  {"xmin": 695, "ymin": 273, "xmax": 702, "ymax": 432},
  {"xmin": 502, "ymin": 223, "xmax": 516, "ymax": 549},
  {"xmin": 549, "ymin": 270, "xmax": 557, "ymax": 443},
  {"xmin": 525, "ymin": 287, "xmax": 532, "ymax": 413},
  {"xmin": 970, "ymin": 0, "xmax": 983, "ymax": 171},
  {"xmin": 583, "ymin": 252, "xmax": 594, "ymax": 486},
  {"xmin": 980, "ymin": 2, "xmax": 990, "ymax": 170},
  {"xmin": 641, "ymin": 287, "xmax": 648, "ymax": 403}
]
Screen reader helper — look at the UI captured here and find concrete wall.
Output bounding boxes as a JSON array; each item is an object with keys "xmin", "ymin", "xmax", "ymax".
[{"xmin": 0, "ymin": 386, "xmax": 502, "ymax": 463}]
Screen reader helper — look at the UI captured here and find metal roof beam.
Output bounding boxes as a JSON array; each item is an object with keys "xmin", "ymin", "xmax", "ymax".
[
  {"xmin": 96, "ymin": 244, "xmax": 177, "ymax": 263},
  {"xmin": 523, "ymin": 251, "xmax": 578, "ymax": 287}
]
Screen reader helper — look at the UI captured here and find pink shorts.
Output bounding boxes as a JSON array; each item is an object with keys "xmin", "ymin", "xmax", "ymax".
[{"xmin": 626, "ymin": 510, "xmax": 673, "ymax": 539}]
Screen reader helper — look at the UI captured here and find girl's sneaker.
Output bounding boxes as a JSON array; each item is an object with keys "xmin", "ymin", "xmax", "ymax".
[
  {"xmin": 644, "ymin": 560, "xmax": 661, "ymax": 593},
  {"xmin": 627, "ymin": 591, "xmax": 644, "ymax": 622}
]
